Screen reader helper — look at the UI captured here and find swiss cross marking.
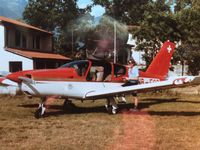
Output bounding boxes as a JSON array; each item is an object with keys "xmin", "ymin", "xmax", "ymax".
[{"xmin": 167, "ymin": 45, "xmax": 172, "ymax": 53}]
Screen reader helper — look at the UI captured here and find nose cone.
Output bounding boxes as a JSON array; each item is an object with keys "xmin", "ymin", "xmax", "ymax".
[
  {"xmin": 5, "ymin": 70, "xmax": 33, "ymax": 83},
  {"xmin": 6, "ymin": 72, "xmax": 23, "ymax": 83}
]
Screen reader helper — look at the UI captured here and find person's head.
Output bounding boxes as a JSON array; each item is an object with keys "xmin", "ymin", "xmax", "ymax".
[{"xmin": 128, "ymin": 59, "xmax": 136, "ymax": 66}]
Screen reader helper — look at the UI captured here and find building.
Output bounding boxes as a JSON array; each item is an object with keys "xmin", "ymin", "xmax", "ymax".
[{"xmin": 0, "ymin": 16, "xmax": 71, "ymax": 73}]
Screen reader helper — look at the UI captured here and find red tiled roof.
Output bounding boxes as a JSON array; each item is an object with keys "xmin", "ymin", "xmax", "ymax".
[
  {"xmin": 6, "ymin": 48, "xmax": 71, "ymax": 60},
  {"xmin": 0, "ymin": 16, "xmax": 52, "ymax": 34}
]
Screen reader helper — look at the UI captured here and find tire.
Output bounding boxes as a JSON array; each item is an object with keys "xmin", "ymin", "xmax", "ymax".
[
  {"xmin": 35, "ymin": 107, "xmax": 43, "ymax": 119},
  {"xmin": 63, "ymin": 100, "xmax": 76, "ymax": 113},
  {"xmin": 112, "ymin": 108, "xmax": 117, "ymax": 114},
  {"xmin": 107, "ymin": 105, "xmax": 113, "ymax": 114}
]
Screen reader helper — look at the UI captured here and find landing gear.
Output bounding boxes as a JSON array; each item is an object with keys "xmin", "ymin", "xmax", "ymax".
[
  {"xmin": 63, "ymin": 98, "xmax": 76, "ymax": 113},
  {"xmin": 35, "ymin": 97, "xmax": 46, "ymax": 119},
  {"xmin": 105, "ymin": 97, "xmax": 118, "ymax": 114}
]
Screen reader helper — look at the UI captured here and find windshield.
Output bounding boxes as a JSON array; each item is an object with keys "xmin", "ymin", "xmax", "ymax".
[{"xmin": 60, "ymin": 60, "xmax": 89, "ymax": 76}]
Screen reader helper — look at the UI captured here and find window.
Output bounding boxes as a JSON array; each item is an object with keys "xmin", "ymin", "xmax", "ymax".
[
  {"xmin": 5, "ymin": 28, "xmax": 9, "ymax": 47},
  {"xmin": 9, "ymin": 61, "xmax": 22, "ymax": 72},
  {"xmin": 15, "ymin": 30, "xmax": 21, "ymax": 47},
  {"xmin": 36, "ymin": 36, "xmax": 40, "ymax": 49},
  {"xmin": 114, "ymin": 64, "xmax": 126, "ymax": 77},
  {"xmin": 60, "ymin": 60, "xmax": 89, "ymax": 76},
  {"xmin": 32, "ymin": 36, "xmax": 35, "ymax": 49},
  {"xmin": 22, "ymin": 34, "xmax": 27, "ymax": 48},
  {"xmin": 15, "ymin": 30, "xmax": 27, "ymax": 48},
  {"xmin": 32, "ymin": 35, "xmax": 40, "ymax": 49}
]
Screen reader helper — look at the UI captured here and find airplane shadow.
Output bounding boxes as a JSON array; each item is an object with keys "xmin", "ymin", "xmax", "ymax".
[
  {"xmin": 140, "ymin": 98, "xmax": 200, "ymax": 116},
  {"xmin": 18, "ymin": 97, "xmax": 200, "ymax": 117},
  {"xmin": 18, "ymin": 103, "xmax": 109, "ymax": 117}
]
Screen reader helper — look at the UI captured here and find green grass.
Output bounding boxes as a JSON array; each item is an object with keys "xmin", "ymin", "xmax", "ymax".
[
  {"xmin": 0, "ymin": 96, "xmax": 122, "ymax": 150},
  {"xmin": 0, "ymin": 93, "xmax": 200, "ymax": 149},
  {"xmin": 140, "ymin": 94, "xmax": 200, "ymax": 150}
]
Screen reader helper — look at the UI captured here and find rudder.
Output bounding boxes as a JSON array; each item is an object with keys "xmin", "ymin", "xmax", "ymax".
[{"xmin": 145, "ymin": 41, "xmax": 175, "ymax": 77}]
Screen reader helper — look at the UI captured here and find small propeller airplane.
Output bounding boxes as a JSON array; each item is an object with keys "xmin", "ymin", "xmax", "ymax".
[{"xmin": 1, "ymin": 41, "xmax": 200, "ymax": 118}]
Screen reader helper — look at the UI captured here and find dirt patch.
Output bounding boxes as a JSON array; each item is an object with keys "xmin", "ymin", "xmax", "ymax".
[{"xmin": 107, "ymin": 109, "xmax": 156, "ymax": 150}]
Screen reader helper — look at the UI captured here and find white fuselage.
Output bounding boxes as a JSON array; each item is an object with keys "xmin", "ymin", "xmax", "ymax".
[
  {"xmin": 21, "ymin": 81, "xmax": 123, "ymax": 99},
  {"xmin": 20, "ymin": 76, "xmax": 198, "ymax": 100}
]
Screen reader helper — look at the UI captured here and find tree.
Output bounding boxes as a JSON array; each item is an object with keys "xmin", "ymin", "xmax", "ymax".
[
  {"xmin": 92, "ymin": 16, "xmax": 128, "ymax": 62},
  {"xmin": 132, "ymin": 1, "xmax": 181, "ymax": 66},
  {"xmin": 89, "ymin": 0, "xmax": 151, "ymax": 63},
  {"xmin": 92, "ymin": 0, "xmax": 149, "ymax": 25},
  {"xmin": 23, "ymin": 0, "xmax": 81, "ymax": 31},
  {"xmin": 61, "ymin": 13, "xmax": 96, "ymax": 59},
  {"xmin": 23, "ymin": 0, "xmax": 89, "ymax": 55},
  {"xmin": 174, "ymin": 0, "xmax": 200, "ymax": 74}
]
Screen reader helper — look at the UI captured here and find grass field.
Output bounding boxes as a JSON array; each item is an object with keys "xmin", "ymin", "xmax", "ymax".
[{"xmin": 0, "ymin": 93, "xmax": 200, "ymax": 150}]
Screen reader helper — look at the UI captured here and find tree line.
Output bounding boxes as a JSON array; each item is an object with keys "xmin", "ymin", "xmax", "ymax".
[{"xmin": 23, "ymin": 0, "xmax": 200, "ymax": 75}]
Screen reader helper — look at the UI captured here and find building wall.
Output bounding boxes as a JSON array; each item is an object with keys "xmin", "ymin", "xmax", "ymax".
[
  {"xmin": 173, "ymin": 64, "xmax": 189, "ymax": 76},
  {"xmin": 0, "ymin": 25, "xmax": 33, "ymax": 72},
  {"xmin": 0, "ymin": 24, "xmax": 5, "ymax": 48},
  {"xmin": 4, "ymin": 25, "xmax": 53, "ymax": 52}
]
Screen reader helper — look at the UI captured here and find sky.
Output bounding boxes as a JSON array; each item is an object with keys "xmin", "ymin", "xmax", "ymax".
[{"xmin": 77, "ymin": 0, "xmax": 105, "ymax": 17}]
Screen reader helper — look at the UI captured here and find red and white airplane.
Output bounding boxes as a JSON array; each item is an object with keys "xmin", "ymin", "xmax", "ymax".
[{"xmin": 1, "ymin": 41, "xmax": 200, "ymax": 117}]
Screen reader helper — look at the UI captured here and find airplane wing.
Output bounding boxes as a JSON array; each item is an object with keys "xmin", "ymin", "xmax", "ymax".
[
  {"xmin": 85, "ymin": 76, "xmax": 200, "ymax": 99},
  {"xmin": 18, "ymin": 76, "xmax": 200, "ymax": 100}
]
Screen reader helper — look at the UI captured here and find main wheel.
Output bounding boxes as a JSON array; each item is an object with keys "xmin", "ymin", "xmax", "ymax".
[
  {"xmin": 112, "ymin": 108, "xmax": 117, "ymax": 114},
  {"xmin": 35, "ymin": 107, "xmax": 44, "ymax": 119},
  {"xmin": 105, "ymin": 105, "xmax": 113, "ymax": 114},
  {"xmin": 63, "ymin": 100, "xmax": 76, "ymax": 113}
]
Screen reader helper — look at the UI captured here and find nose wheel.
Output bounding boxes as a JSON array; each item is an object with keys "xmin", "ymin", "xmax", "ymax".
[{"xmin": 35, "ymin": 98, "xmax": 46, "ymax": 119}]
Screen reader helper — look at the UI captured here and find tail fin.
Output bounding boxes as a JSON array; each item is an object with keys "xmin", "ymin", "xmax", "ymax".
[{"xmin": 145, "ymin": 41, "xmax": 175, "ymax": 77}]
